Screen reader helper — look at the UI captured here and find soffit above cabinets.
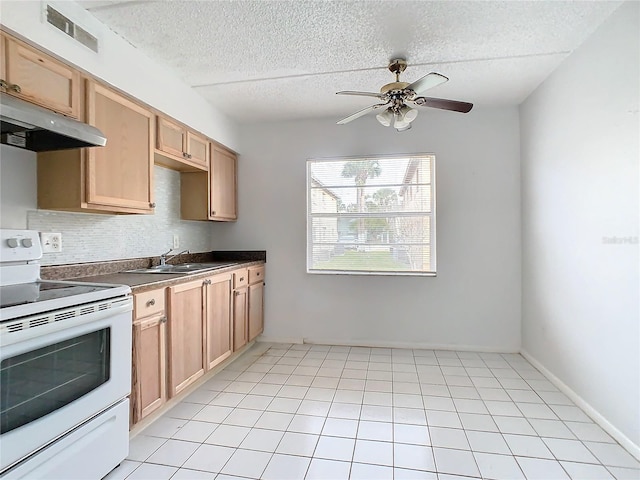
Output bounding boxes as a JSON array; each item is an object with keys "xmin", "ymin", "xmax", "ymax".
[{"xmin": 78, "ymin": 0, "xmax": 622, "ymax": 123}]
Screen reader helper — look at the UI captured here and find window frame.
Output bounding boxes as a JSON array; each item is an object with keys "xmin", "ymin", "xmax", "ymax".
[{"xmin": 306, "ymin": 153, "xmax": 437, "ymax": 277}]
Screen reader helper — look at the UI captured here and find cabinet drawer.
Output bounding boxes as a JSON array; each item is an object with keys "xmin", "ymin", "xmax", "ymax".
[
  {"xmin": 134, "ymin": 288, "xmax": 165, "ymax": 319},
  {"xmin": 233, "ymin": 269, "xmax": 248, "ymax": 289},
  {"xmin": 248, "ymin": 265, "xmax": 265, "ymax": 285}
]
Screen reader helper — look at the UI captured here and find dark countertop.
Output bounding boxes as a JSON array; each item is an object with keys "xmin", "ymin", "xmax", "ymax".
[
  {"xmin": 71, "ymin": 260, "xmax": 265, "ymax": 294},
  {"xmin": 41, "ymin": 251, "xmax": 266, "ymax": 294}
]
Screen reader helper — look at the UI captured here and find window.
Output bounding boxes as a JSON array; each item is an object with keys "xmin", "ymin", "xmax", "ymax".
[{"xmin": 307, "ymin": 154, "xmax": 436, "ymax": 275}]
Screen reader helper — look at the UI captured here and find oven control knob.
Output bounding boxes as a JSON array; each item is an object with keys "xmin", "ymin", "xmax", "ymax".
[
  {"xmin": 21, "ymin": 238, "xmax": 34, "ymax": 248},
  {"xmin": 6, "ymin": 238, "xmax": 19, "ymax": 248}
]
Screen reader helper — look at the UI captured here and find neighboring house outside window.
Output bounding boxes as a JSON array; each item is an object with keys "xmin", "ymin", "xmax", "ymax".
[{"xmin": 307, "ymin": 154, "xmax": 436, "ymax": 276}]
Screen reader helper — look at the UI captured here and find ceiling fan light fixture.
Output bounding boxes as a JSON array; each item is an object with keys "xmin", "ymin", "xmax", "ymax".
[
  {"xmin": 393, "ymin": 105, "xmax": 418, "ymax": 130},
  {"xmin": 376, "ymin": 108, "xmax": 394, "ymax": 127}
]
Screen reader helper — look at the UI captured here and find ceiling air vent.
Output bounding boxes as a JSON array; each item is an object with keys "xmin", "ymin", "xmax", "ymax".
[{"xmin": 46, "ymin": 5, "xmax": 99, "ymax": 53}]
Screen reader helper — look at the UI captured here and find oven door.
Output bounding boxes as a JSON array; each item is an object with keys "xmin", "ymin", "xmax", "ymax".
[{"xmin": 0, "ymin": 296, "xmax": 132, "ymax": 473}]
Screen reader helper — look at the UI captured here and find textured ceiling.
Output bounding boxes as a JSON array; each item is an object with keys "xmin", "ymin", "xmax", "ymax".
[{"xmin": 79, "ymin": 0, "xmax": 621, "ymax": 124}]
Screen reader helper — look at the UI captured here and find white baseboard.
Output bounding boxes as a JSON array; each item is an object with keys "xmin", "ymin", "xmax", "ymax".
[
  {"xmin": 258, "ymin": 335, "xmax": 518, "ymax": 353},
  {"xmin": 521, "ymin": 349, "xmax": 640, "ymax": 461}
]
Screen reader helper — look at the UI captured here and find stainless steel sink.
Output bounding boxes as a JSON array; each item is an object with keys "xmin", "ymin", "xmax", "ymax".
[{"xmin": 125, "ymin": 261, "xmax": 239, "ymax": 274}]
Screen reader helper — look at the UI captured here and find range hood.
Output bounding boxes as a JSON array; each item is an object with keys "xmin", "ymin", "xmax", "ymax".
[{"xmin": 0, "ymin": 95, "xmax": 106, "ymax": 152}]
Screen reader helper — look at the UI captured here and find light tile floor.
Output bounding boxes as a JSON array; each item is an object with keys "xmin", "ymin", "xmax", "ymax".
[{"xmin": 106, "ymin": 343, "xmax": 640, "ymax": 480}]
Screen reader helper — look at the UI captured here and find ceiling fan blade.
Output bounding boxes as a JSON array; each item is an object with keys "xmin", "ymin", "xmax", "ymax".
[
  {"xmin": 414, "ymin": 96, "xmax": 473, "ymax": 113},
  {"xmin": 406, "ymin": 72, "xmax": 448, "ymax": 95},
  {"xmin": 336, "ymin": 91, "xmax": 386, "ymax": 99},
  {"xmin": 337, "ymin": 103, "xmax": 387, "ymax": 125}
]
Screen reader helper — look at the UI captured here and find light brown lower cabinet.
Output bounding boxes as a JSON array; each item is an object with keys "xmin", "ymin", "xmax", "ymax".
[
  {"xmin": 233, "ymin": 286, "xmax": 248, "ymax": 351},
  {"xmin": 205, "ymin": 273, "xmax": 233, "ymax": 370},
  {"xmin": 167, "ymin": 280, "xmax": 206, "ymax": 397},
  {"xmin": 248, "ymin": 265, "xmax": 265, "ymax": 342},
  {"xmin": 233, "ymin": 266, "xmax": 265, "ymax": 350},
  {"xmin": 131, "ymin": 313, "xmax": 166, "ymax": 424},
  {"xmin": 130, "ymin": 263, "xmax": 265, "ymax": 427},
  {"xmin": 131, "ymin": 288, "xmax": 167, "ymax": 426}
]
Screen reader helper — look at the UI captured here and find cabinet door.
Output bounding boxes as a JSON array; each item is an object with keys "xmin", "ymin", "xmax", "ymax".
[
  {"xmin": 248, "ymin": 281, "xmax": 264, "ymax": 342},
  {"xmin": 157, "ymin": 116, "xmax": 186, "ymax": 158},
  {"xmin": 167, "ymin": 280, "xmax": 206, "ymax": 397},
  {"xmin": 186, "ymin": 131, "xmax": 209, "ymax": 169},
  {"xmin": 131, "ymin": 314, "xmax": 166, "ymax": 424},
  {"xmin": 4, "ymin": 36, "xmax": 80, "ymax": 118},
  {"xmin": 205, "ymin": 274, "xmax": 232, "ymax": 370},
  {"xmin": 85, "ymin": 81, "xmax": 154, "ymax": 213},
  {"xmin": 233, "ymin": 287, "xmax": 248, "ymax": 351},
  {"xmin": 210, "ymin": 146, "xmax": 237, "ymax": 221}
]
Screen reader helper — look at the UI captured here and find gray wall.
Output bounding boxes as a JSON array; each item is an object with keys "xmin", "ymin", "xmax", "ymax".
[
  {"xmin": 520, "ymin": 1, "xmax": 639, "ymax": 450},
  {"xmin": 212, "ymin": 107, "xmax": 522, "ymax": 351}
]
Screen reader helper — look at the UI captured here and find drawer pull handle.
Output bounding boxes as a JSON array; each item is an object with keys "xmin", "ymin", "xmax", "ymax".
[{"xmin": 146, "ymin": 299, "xmax": 156, "ymax": 306}]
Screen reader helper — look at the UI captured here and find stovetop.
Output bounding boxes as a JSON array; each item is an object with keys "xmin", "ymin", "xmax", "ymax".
[
  {"xmin": 0, "ymin": 280, "xmax": 131, "ymax": 322},
  {"xmin": 0, "ymin": 281, "xmax": 123, "ymax": 309},
  {"xmin": 0, "ymin": 229, "xmax": 131, "ymax": 322}
]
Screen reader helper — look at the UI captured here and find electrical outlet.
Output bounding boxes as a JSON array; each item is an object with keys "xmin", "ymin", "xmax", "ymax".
[
  {"xmin": 173, "ymin": 234, "xmax": 180, "ymax": 249},
  {"xmin": 40, "ymin": 232, "xmax": 62, "ymax": 253}
]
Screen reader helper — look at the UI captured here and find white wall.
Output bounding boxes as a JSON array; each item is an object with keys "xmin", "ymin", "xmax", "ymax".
[
  {"xmin": 212, "ymin": 108, "xmax": 522, "ymax": 350},
  {"xmin": 0, "ymin": 0, "xmax": 239, "ymax": 151},
  {"xmin": 0, "ymin": 145, "xmax": 37, "ymax": 229},
  {"xmin": 520, "ymin": 0, "xmax": 639, "ymax": 452}
]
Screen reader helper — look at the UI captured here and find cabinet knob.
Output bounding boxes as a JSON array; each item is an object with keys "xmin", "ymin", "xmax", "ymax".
[
  {"xmin": 0, "ymin": 80, "xmax": 8, "ymax": 89},
  {"xmin": 187, "ymin": 153, "xmax": 192, "ymax": 159},
  {"xmin": 149, "ymin": 202, "xmax": 156, "ymax": 208},
  {"xmin": 239, "ymin": 277, "xmax": 244, "ymax": 282},
  {"xmin": 211, "ymin": 210, "xmax": 216, "ymax": 216},
  {"xmin": 9, "ymin": 84, "xmax": 21, "ymax": 93},
  {"xmin": 203, "ymin": 279, "xmax": 211, "ymax": 285},
  {"xmin": 182, "ymin": 152, "xmax": 188, "ymax": 158},
  {"xmin": 146, "ymin": 299, "xmax": 155, "ymax": 306},
  {"xmin": 160, "ymin": 316, "xmax": 167, "ymax": 323}
]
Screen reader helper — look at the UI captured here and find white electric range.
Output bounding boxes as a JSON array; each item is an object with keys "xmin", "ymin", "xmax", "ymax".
[{"xmin": 0, "ymin": 229, "xmax": 133, "ymax": 479}]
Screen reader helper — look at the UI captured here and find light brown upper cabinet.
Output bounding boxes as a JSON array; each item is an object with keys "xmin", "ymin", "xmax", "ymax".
[
  {"xmin": 1, "ymin": 33, "xmax": 81, "ymax": 118},
  {"xmin": 155, "ymin": 116, "xmax": 209, "ymax": 171},
  {"xmin": 180, "ymin": 144, "xmax": 237, "ymax": 222},
  {"xmin": 38, "ymin": 80, "xmax": 155, "ymax": 214},
  {"xmin": 210, "ymin": 145, "xmax": 237, "ymax": 221}
]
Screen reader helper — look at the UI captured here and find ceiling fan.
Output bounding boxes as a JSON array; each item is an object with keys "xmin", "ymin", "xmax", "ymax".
[{"xmin": 336, "ymin": 59, "xmax": 473, "ymax": 131}]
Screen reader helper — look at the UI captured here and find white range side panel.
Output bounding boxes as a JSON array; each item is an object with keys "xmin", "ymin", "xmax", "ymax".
[
  {"xmin": 520, "ymin": 1, "xmax": 639, "ymax": 451},
  {"xmin": 212, "ymin": 107, "xmax": 522, "ymax": 351}
]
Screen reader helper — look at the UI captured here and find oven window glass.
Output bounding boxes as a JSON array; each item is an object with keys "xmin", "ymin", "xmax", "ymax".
[{"xmin": 0, "ymin": 328, "xmax": 111, "ymax": 434}]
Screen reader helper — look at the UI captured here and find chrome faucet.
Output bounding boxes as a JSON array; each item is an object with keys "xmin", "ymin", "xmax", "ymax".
[{"xmin": 159, "ymin": 249, "xmax": 190, "ymax": 266}]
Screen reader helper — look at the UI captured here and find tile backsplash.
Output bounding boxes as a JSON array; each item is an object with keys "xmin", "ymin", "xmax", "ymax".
[{"xmin": 28, "ymin": 166, "xmax": 214, "ymax": 265}]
